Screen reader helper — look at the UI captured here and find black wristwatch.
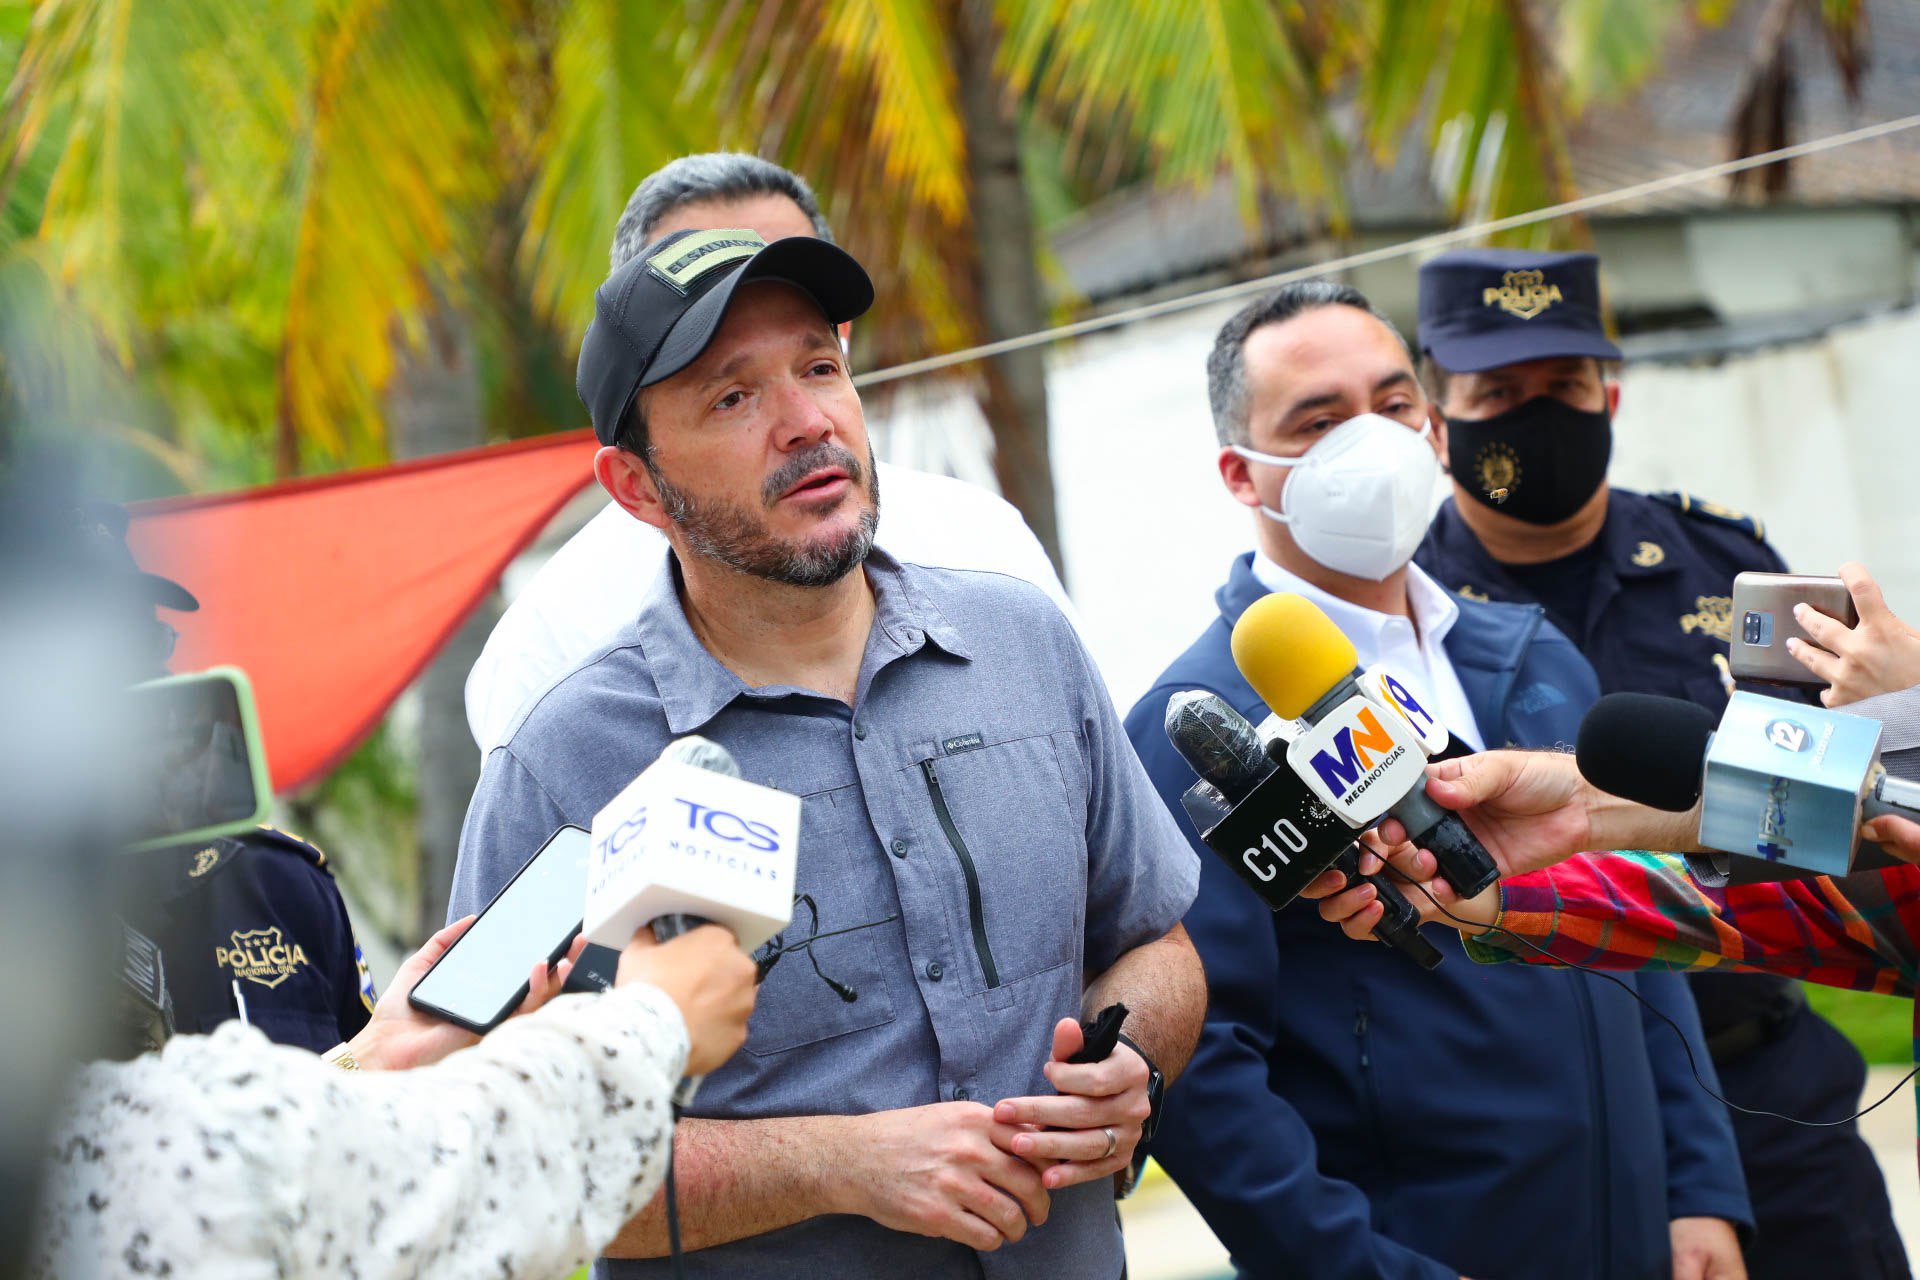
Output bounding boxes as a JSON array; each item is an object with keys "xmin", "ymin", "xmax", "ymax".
[{"xmin": 1116, "ymin": 1032, "xmax": 1164, "ymax": 1196}]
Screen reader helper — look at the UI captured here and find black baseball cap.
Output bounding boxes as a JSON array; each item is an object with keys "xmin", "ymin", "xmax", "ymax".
[
  {"xmin": 78, "ymin": 503, "xmax": 198, "ymax": 612},
  {"xmin": 1417, "ymin": 248, "xmax": 1621, "ymax": 374},
  {"xmin": 576, "ymin": 228, "xmax": 874, "ymax": 445}
]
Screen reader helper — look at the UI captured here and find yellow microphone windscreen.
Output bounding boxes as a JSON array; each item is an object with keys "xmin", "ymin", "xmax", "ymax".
[{"xmin": 1230, "ymin": 593, "xmax": 1359, "ymax": 720}]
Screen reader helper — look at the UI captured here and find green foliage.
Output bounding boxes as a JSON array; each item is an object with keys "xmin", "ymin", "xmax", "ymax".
[
  {"xmin": 5, "ymin": 0, "xmax": 1813, "ymax": 492},
  {"xmin": 1803, "ymin": 981, "xmax": 1913, "ymax": 1066},
  {"xmin": 288, "ymin": 718, "xmax": 419, "ymax": 947},
  {"xmin": 1001, "ymin": 0, "xmax": 1347, "ymax": 229}
]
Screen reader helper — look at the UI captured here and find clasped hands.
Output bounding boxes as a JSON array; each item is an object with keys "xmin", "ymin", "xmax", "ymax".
[{"xmin": 837, "ymin": 1017, "xmax": 1150, "ymax": 1252}]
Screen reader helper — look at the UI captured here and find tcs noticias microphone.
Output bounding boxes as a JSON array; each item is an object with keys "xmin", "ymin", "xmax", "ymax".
[
  {"xmin": 1230, "ymin": 593, "xmax": 1501, "ymax": 899},
  {"xmin": 1165, "ymin": 690, "xmax": 1442, "ymax": 969},
  {"xmin": 1578, "ymin": 691, "xmax": 1920, "ymax": 883},
  {"xmin": 586, "ymin": 734, "xmax": 800, "ymax": 1106}
]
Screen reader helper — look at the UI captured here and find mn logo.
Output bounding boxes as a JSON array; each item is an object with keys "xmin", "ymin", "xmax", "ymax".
[
  {"xmin": 1482, "ymin": 269, "xmax": 1563, "ymax": 320},
  {"xmin": 215, "ymin": 927, "xmax": 310, "ymax": 990},
  {"xmin": 1308, "ymin": 706, "xmax": 1405, "ymax": 797}
]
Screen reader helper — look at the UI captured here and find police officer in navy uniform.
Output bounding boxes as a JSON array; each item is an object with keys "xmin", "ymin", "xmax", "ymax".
[
  {"xmin": 89, "ymin": 504, "xmax": 377, "ymax": 1055},
  {"xmin": 1413, "ymin": 250, "xmax": 1908, "ymax": 1279}
]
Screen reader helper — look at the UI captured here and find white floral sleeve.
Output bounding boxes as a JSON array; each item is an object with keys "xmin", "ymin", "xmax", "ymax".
[{"xmin": 33, "ymin": 983, "xmax": 688, "ymax": 1279}]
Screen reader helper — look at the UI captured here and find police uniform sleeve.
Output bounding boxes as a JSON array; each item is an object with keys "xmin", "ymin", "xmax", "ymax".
[
  {"xmin": 249, "ymin": 828, "xmax": 377, "ymax": 1041},
  {"xmin": 328, "ymin": 879, "xmax": 377, "ymax": 1039}
]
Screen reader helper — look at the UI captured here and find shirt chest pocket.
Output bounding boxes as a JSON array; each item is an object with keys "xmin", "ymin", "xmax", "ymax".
[
  {"xmin": 744, "ymin": 782, "xmax": 900, "ymax": 1058},
  {"xmin": 913, "ymin": 732, "xmax": 1087, "ymax": 994}
]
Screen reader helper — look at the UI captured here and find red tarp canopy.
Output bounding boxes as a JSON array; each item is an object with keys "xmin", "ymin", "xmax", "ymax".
[{"xmin": 127, "ymin": 431, "xmax": 598, "ymax": 792}]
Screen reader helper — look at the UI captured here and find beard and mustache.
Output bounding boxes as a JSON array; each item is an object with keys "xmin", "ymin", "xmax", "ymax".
[{"xmin": 646, "ymin": 441, "xmax": 880, "ymax": 588}]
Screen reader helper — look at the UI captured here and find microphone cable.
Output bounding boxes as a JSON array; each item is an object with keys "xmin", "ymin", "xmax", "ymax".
[
  {"xmin": 666, "ymin": 1107, "xmax": 687, "ymax": 1280},
  {"xmin": 1381, "ymin": 862, "xmax": 1919, "ymax": 1129}
]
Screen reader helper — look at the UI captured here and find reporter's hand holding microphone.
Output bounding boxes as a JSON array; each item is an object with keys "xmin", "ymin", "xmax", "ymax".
[
  {"xmin": 616, "ymin": 923, "xmax": 758, "ymax": 1076},
  {"xmin": 1302, "ymin": 745, "xmax": 1691, "ymax": 940}
]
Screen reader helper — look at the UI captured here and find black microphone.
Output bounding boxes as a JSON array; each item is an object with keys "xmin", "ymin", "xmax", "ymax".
[
  {"xmin": 1230, "ymin": 593, "xmax": 1501, "ymax": 899},
  {"xmin": 1577, "ymin": 691, "xmax": 1914, "ymax": 884},
  {"xmin": 1165, "ymin": 690, "xmax": 1443, "ymax": 969}
]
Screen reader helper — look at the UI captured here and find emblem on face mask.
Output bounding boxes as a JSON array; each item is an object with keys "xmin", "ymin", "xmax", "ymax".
[
  {"xmin": 215, "ymin": 927, "xmax": 311, "ymax": 990},
  {"xmin": 1482, "ymin": 270, "xmax": 1563, "ymax": 321},
  {"xmin": 1680, "ymin": 595, "xmax": 1733, "ymax": 643},
  {"xmin": 1631, "ymin": 541, "xmax": 1665, "ymax": 568},
  {"xmin": 1474, "ymin": 442, "xmax": 1521, "ymax": 503}
]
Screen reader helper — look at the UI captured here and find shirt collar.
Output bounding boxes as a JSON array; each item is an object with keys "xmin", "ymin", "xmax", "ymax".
[
  {"xmin": 1248, "ymin": 554, "xmax": 1460, "ymax": 661},
  {"xmin": 632, "ymin": 547, "xmax": 970, "ymax": 736}
]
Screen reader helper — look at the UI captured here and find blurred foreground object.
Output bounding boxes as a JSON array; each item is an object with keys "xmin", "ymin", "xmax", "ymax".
[{"xmin": 0, "ymin": 450, "xmax": 147, "ymax": 1278}]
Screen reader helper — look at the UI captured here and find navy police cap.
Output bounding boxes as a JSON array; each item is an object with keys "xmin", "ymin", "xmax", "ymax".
[
  {"xmin": 1417, "ymin": 248, "xmax": 1621, "ymax": 374},
  {"xmin": 576, "ymin": 227, "xmax": 874, "ymax": 446}
]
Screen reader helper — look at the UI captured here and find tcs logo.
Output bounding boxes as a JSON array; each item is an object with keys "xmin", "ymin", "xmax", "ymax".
[
  {"xmin": 604, "ymin": 799, "xmax": 782, "ymax": 856},
  {"xmin": 1309, "ymin": 705, "xmax": 1401, "ymax": 795},
  {"xmin": 671, "ymin": 799, "xmax": 782, "ymax": 852}
]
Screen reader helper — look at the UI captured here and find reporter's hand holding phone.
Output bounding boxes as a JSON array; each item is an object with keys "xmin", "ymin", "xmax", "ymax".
[
  {"xmin": 345, "ymin": 917, "xmax": 588, "ymax": 1072},
  {"xmin": 617, "ymin": 923, "xmax": 758, "ymax": 1076},
  {"xmin": 1785, "ymin": 562, "xmax": 1920, "ymax": 706}
]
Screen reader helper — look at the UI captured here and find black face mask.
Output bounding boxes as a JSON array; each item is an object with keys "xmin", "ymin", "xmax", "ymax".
[{"xmin": 1446, "ymin": 395, "xmax": 1612, "ymax": 526}]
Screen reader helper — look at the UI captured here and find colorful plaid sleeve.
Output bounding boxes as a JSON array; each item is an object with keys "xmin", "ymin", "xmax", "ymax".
[{"xmin": 1464, "ymin": 852, "xmax": 1920, "ymax": 998}]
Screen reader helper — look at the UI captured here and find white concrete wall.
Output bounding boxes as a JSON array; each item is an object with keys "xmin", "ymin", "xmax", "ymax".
[
  {"xmin": 870, "ymin": 303, "xmax": 1920, "ymax": 717},
  {"xmin": 1612, "ymin": 306, "xmax": 1920, "ymax": 630}
]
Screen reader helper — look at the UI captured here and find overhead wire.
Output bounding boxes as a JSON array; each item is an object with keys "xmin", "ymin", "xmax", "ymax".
[{"xmin": 852, "ymin": 111, "xmax": 1920, "ymax": 390}]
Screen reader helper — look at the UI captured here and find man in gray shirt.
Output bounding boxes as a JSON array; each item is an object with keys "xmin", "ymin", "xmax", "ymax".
[{"xmin": 450, "ymin": 225, "xmax": 1205, "ymax": 1278}]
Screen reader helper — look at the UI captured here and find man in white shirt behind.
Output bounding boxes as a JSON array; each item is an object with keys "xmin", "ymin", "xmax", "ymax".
[{"xmin": 466, "ymin": 154, "xmax": 1073, "ymax": 751}]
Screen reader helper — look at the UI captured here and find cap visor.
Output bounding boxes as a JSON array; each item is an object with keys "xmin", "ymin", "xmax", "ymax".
[
  {"xmin": 141, "ymin": 571, "xmax": 199, "ymax": 612},
  {"xmin": 641, "ymin": 238, "xmax": 875, "ymax": 390},
  {"xmin": 1424, "ymin": 325, "xmax": 1622, "ymax": 374}
]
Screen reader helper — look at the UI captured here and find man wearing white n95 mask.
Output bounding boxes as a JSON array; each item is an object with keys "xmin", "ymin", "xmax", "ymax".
[
  {"xmin": 465, "ymin": 153, "xmax": 1075, "ymax": 754},
  {"xmin": 1120, "ymin": 281, "xmax": 1752, "ymax": 1280}
]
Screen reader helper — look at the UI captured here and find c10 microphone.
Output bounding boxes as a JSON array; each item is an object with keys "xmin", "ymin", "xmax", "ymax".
[
  {"xmin": 1166, "ymin": 690, "xmax": 1443, "ymax": 969},
  {"xmin": 1577, "ymin": 691, "xmax": 1919, "ymax": 882},
  {"xmin": 1230, "ymin": 594, "xmax": 1501, "ymax": 898}
]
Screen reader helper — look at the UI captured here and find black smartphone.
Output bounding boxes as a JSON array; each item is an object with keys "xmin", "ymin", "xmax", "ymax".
[
  {"xmin": 1070, "ymin": 1002, "xmax": 1129, "ymax": 1064},
  {"xmin": 127, "ymin": 667, "xmax": 272, "ymax": 852},
  {"xmin": 409, "ymin": 825, "xmax": 591, "ymax": 1034}
]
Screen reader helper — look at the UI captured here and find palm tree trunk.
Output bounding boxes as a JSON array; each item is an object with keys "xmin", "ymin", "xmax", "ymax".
[
  {"xmin": 954, "ymin": 0, "xmax": 1065, "ymax": 585},
  {"xmin": 388, "ymin": 301, "xmax": 495, "ymax": 942}
]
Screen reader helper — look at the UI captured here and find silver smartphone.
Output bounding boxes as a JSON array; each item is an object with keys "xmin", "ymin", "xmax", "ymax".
[{"xmin": 1728, "ymin": 572, "xmax": 1858, "ymax": 686}]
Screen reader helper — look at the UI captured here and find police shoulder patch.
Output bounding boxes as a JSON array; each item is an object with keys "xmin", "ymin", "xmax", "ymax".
[
  {"xmin": 249, "ymin": 824, "xmax": 333, "ymax": 872},
  {"xmin": 1649, "ymin": 490, "xmax": 1766, "ymax": 543}
]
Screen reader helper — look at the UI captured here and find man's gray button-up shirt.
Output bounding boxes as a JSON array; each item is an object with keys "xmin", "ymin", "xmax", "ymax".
[{"xmin": 450, "ymin": 549, "xmax": 1199, "ymax": 1279}]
